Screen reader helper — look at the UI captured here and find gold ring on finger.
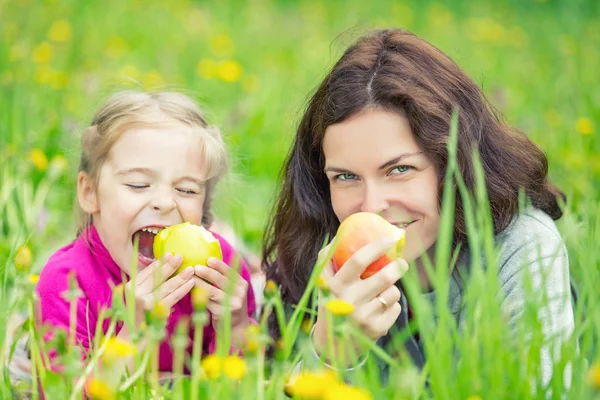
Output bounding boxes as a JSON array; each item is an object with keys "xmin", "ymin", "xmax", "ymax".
[{"xmin": 377, "ymin": 295, "xmax": 388, "ymax": 308}]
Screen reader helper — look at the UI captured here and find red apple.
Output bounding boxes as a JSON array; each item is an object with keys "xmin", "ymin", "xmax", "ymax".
[{"xmin": 332, "ymin": 212, "xmax": 406, "ymax": 279}]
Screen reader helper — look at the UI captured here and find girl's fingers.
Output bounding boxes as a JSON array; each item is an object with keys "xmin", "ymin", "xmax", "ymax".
[
  {"xmin": 134, "ymin": 253, "xmax": 173, "ymax": 289},
  {"xmin": 193, "ymin": 277, "xmax": 244, "ymax": 309},
  {"xmin": 138, "ymin": 254, "xmax": 184, "ymax": 293},
  {"xmin": 161, "ymin": 278, "xmax": 195, "ymax": 309},
  {"xmin": 194, "ymin": 264, "xmax": 228, "ymax": 289},
  {"xmin": 206, "ymin": 301, "xmax": 224, "ymax": 319},
  {"xmin": 154, "ymin": 266, "xmax": 195, "ymax": 301}
]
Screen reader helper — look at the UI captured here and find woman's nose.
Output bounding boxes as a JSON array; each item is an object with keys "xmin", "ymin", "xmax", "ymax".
[{"xmin": 359, "ymin": 182, "xmax": 390, "ymax": 214}]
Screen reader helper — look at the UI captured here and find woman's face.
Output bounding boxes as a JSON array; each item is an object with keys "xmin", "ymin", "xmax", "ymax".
[{"xmin": 323, "ymin": 108, "xmax": 440, "ymax": 262}]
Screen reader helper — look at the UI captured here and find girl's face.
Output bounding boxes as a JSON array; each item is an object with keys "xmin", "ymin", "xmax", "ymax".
[
  {"xmin": 323, "ymin": 108, "xmax": 440, "ymax": 262},
  {"xmin": 78, "ymin": 123, "xmax": 208, "ymax": 274}
]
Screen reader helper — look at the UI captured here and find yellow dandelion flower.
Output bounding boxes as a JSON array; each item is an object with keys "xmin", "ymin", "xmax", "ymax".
[
  {"xmin": 197, "ymin": 58, "xmax": 217, "ymax": 79},
  {"xmin": 217, "ymin": 60, "xmax": 242, "ymax": 83},
  {"xmin": 49, "ymin": 20, "xmax": 72, "ymax": 42},
  {"xmin": 243, "ymin": 324, "xmax": 260, "ymax": 354},
  {"xmin": 245, "ymin": 337, "xmax": 259, "ymax": 355},
  {"xmin": 201, "ymin": 354, "xmax": 222, "ymax": 379},
  {"xmin": 465, "ymin": 18, "xmax": 505, "ymax": 43},
  {"xmin": 34, "ymin": 65, "xmax": 53, "ymax": 85},
  {"xmin": 105, "ymin": 36, "xmax": 128, "ymax": 59},
  {"xmin": 150, "ymin": 302, "xmax": 169, "ymax": 321},
  {"xmin": 118, "ymin": 64, "xmax": 141, "ymax": 80},
  {"xmin": 324, "ymin": 383, "xmax": 373, "ymax": 400},
  {"xmin": 301, "ymin": 318, "xmax": 313, "ymax": 334},
  {"xmin": 466, "ymin": 396, "xmax": 483, "ymax": 400},
  {"xmin": 587, "ymin": 362, "xmax": 600, "ymax": 389},
  {"xmin": 29, "ymin": 274, "xmax": 40, "ymax": 285},
  {"xmin": 191, "ymin": 286, "xmax": 209, "ymax": 310},
  {"xmin": 44, "ymin": 69, "xmax": 68, "ymax": 90},
  {"xmin": 223, "ymin": 355, "xmax": 246, "ymax": 379},
  {"xmin": 33, "ymin": 42, "xmax": 53, "ymax": 64},
  {"xmin": 102, "ymin": 336, "xmax": 137, "ymax": 365},
  {"xmin": 317, "ymin": 276, "xmax": 329, "ymax": 292},
  {"xmin": 246, "ymin": 324, "xmax": 260, "ymax": 337},
  {"xmin": 30, "ymin": 149, "xmax": 49, "ymax": 171},
  {"xmin": 210, "ymin": 34, "xmax": 234, "ymax": 57},
  {"xmin": 326, "ymin": 299, "xmax": 354, "ymax": 316},
  {"xmin": 285, "ymin": 370, "xmax": 338, "ymax": 399},
  {"xmin": 264, "ymin": 279, "xmax": 277, "ymax": 297},
  {"xmin": 15, "ymin": 245, "xmax": 32, "ymax": 271},
  {"xmin": 576, "ymin": 117, "xmax": 593, "ymax": 135},
  {"xmin": 143, "ymin": 70, "xmax": 164, "ymax": 88},
  {"xmin": 86, "ymin": 377, "xmax": 116, "ymax": 400}
]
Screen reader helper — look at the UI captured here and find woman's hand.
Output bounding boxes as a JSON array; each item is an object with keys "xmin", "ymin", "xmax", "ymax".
[
  {"xmin": 312, "ymin": 236, "xmax": 408, "ymax": 364},
  {"xmin": 124, "ymin": 253, "xmax": 194, "ymax": 326},
  {"xmin": 193, "ymin": 258, "xmax": 251, "ymax": 344}
]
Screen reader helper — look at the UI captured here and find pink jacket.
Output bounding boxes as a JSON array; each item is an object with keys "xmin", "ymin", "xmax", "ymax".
[{"xmin": 36, "ymin": 224, "xmax": 256, "ymax": 370}]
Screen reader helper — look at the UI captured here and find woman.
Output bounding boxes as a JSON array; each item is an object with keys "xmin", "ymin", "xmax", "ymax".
[{"xmin": 262, "ymin": 29, "xmax": 574, "ymax": 385}]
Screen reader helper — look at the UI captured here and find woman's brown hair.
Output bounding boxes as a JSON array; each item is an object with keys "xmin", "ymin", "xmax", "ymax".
[{"xmin": 262, "ymin": 29, "xmax": 565, "ymax": 336}]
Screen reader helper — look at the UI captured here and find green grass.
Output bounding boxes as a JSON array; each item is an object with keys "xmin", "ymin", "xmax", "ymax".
[{"xmin": 1, "ymin": 0, "xmax": 599, "ymax": 398}]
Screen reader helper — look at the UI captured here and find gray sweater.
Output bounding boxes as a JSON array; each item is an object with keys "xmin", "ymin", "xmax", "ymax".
[
  {"xmin": 302, "ymin": 207, "xmax": 575, "ymax": 389},
  {"xmin": 415, "ymin": 206, "xmax": 575, "ymax": 386}
]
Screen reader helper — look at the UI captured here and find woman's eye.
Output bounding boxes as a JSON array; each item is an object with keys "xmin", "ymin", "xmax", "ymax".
[
  {"xmin": 334, "ymin": 173, "xmax": 357, "ymax": 181},
  {"xmin": 125, "ymin": 184, "xmax": 148, "ymax": 190},
  {"xmin": 390, "ymin": 165, "xmax": 412, "ymax": 175}
]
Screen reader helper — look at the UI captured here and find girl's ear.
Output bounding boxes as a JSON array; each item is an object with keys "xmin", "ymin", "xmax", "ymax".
[{"xmin": 77, "ymin": 171, "xmax": 99, "ymax": 214}]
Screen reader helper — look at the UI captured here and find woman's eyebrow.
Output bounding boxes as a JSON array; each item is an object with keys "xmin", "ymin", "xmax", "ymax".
[
  {"xmin": 323, "ymin": 166, "xmax": 353, "ymax": 174},
  {"xmin": 324, "ymin": 152, "xmax": 424, "ymax": 174},
  {"xmin": 377, "ymin": 151, "xmax": 423, "ymax": 170}
]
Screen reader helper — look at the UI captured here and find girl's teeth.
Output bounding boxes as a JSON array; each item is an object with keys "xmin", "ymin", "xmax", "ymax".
[{"xmin": 141, "ymin": 227, "xmax": 160, "ymax": 234}]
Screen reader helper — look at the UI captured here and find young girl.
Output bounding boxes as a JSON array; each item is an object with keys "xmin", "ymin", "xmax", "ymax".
[
  {"xmin": 36, "ymin": 91, "xmax": 256, "ymax": 371},
  {"xmin": 263, "ymin": 29, "xmax": 574, "ymax": 386}
]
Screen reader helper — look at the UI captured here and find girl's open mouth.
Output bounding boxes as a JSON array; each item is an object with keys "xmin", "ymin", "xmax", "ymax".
[{"xmin": 132, "ymin": 226, "xmax": 162, "ymax": 265}]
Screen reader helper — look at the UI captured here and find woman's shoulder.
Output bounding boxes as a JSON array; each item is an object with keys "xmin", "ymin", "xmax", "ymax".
[{"xmin": 495, "ymin": 206, "xmax": 567, "ymax": 272}]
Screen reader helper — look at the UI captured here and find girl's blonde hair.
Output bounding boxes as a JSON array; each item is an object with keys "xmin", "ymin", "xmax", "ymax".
[{"xmin": 77, "ymin": 91, "xmax": 228, "ymax": 233}]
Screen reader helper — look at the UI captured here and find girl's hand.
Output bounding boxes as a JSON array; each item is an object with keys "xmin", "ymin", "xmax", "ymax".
[
  {"xmin": 124, "ymin": 253, "xmax": 194, "ymax": 326},
  {"xmin": 312, "ymin": 236, "xmax": 408, "ymax": 363},
  {"xmin": 193, "ymin": 258, "xmax": 250, "ymax": 339}
]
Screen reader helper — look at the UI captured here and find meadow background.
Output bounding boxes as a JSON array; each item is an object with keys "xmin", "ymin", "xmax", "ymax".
[{"xmin": 1, "ymin": 0, "xmax": 599, "ymax": 399}]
